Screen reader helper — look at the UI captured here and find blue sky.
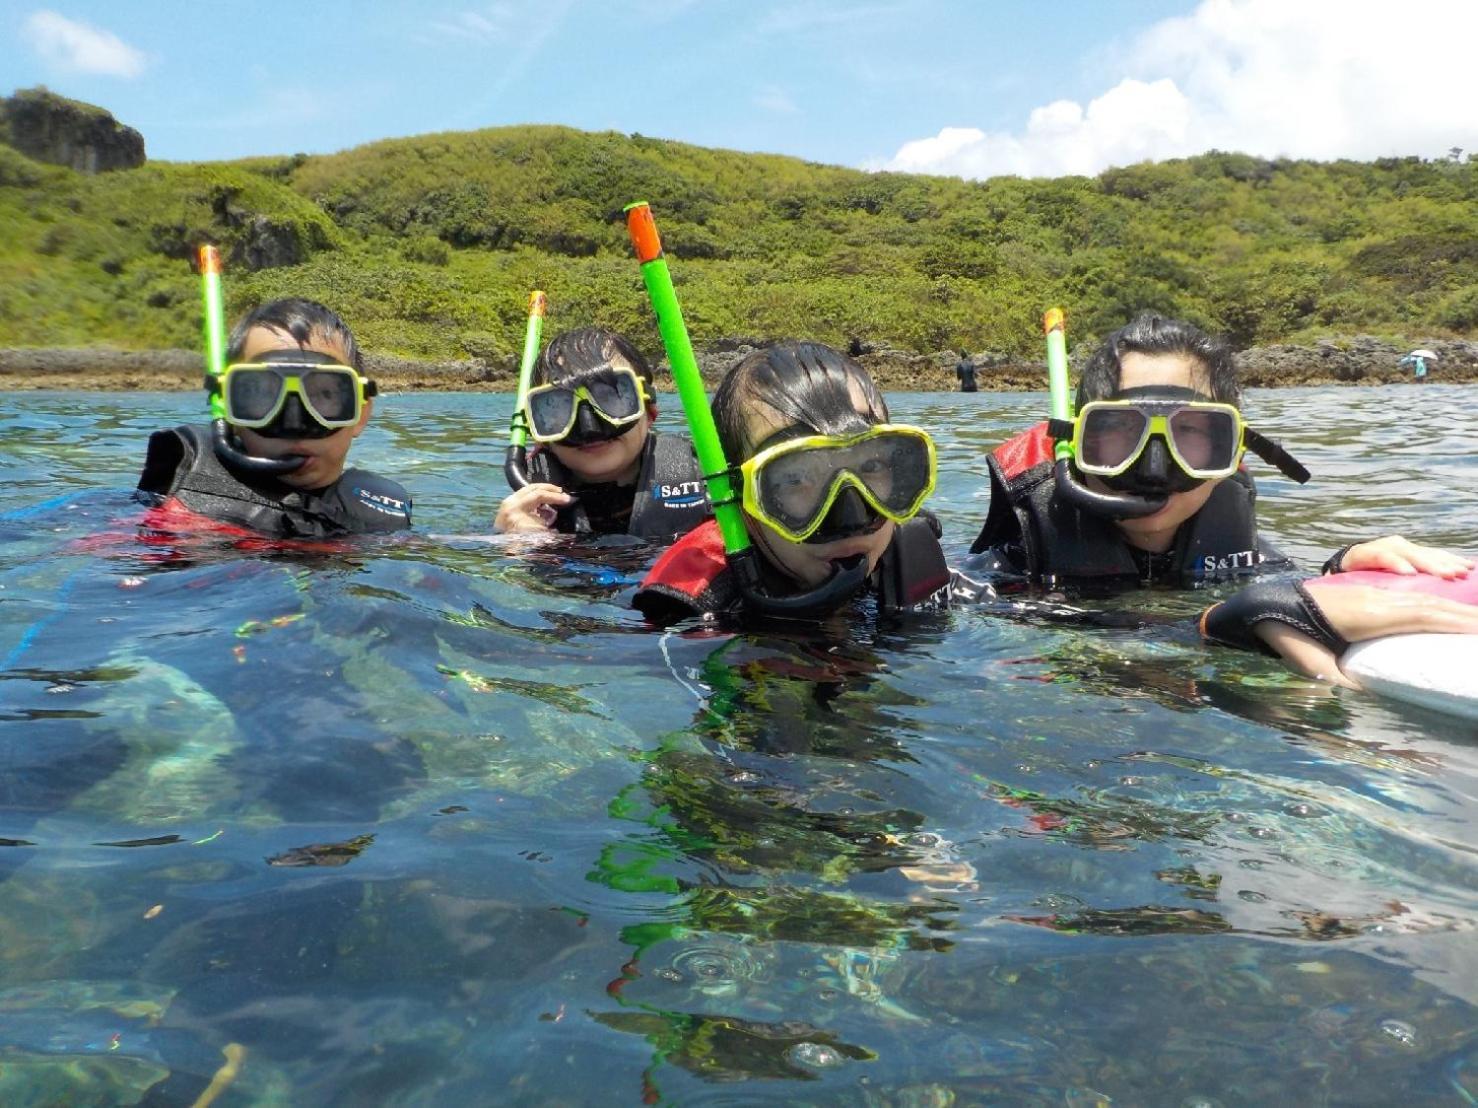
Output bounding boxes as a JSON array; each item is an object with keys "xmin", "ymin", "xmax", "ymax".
[{"xmin": 7, "ymin": 1, "xmax": 1476, "ymax": 177}]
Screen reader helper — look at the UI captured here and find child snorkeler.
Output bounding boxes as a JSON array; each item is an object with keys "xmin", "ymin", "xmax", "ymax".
[
  {"xmin": 494, "ymin": 327, "xmax": 709, "ymax": 540},
  {"xmin": 135, "ymin": 297, "xmax": 411, "ymax": 539},
  {"xmin": 965, "ymin": 313, "xmax": 1477, "ymax": 680},
  {"xmin": 633, "ymin": 341, "xmax": 950, "ymax": 624}
]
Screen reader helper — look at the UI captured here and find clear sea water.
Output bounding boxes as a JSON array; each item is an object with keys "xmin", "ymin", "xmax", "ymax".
[{"xmin": 0, "ymin": 386, "xmax": 1474, "ymax": 1106}]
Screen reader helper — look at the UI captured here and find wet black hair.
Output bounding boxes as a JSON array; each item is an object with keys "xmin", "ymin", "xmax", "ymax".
[
  {"xmin": 537, "ymin": 327, "xmax": 654, "ymax": 394},
  {"xmin": 1076, "ymin": 314, "xmax": 1240, "ymax": 408},
  {"xmin": 712, "ymin": 341, "xmax": 889, "ymax": 462},
  {"xmin": 226, "ymin": 298, "xmax": 363, "ymax": 373}
]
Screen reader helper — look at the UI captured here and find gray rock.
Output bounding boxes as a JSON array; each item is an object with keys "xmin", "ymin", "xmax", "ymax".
[{"xmin": 0, "ymin": 87, "xmax": 144, "ymax": 173}]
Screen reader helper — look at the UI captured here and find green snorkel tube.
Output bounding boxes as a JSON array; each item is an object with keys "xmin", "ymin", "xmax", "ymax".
[
  {"xmin": 624, "ymin": 202, "xmax": 868, "ymax": 616},
  {"xmin": 504, "ymin": 289, "xmax": 547, "ymax": 491},
  {"xmin": 1043, "ymin": 307, "xmax": 1165, "ymax": 520},
  {"xmin": 197, "ymin": 244, "xmax": 304, "ymax": 478}
]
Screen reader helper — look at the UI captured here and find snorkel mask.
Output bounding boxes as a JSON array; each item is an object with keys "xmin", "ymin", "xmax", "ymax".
[
  {"xmin": 221, "ymin": 349, "xmax": 374, "ymax": 441},
  {"xmin": 627, "ymin": 202, "xmax": 904, "ymax": 618},
  {"xmin": 740, "ymin": 424, "xmax": 936, "ymax": 545},
  {"xmin": 523, "ymin": 365, "xmax": 650, "ymax": 446},
  {"xmin": 1043, "ymin": 309, "xmax": 1309, "ymax": 519}
]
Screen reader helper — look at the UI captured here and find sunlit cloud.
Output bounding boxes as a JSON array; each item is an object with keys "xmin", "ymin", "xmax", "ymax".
[
  {"xmin": 753, "ymin": 85, "xmax": 799, "ymax": 115},
  {"xmin": 22, "ymin": 9, "xmax": 146, "ymax": 78},
  {"xmin": 881, "ymin": 0, "xmax": 1478, "ymax": 178},
  {"xmin": 429, "ymin": 3, "xmax": 516, "ymax": 42}
]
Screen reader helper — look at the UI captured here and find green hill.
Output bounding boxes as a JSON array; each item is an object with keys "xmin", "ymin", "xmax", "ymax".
[{"xmin": 3, "ymin": 111, "xmax": 1475, "ymax": 362}]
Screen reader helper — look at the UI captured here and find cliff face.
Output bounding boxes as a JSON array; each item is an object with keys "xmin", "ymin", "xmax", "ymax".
[{"xmin": 0, "ymin": 87, "xmax": 144, "ymax": 173}]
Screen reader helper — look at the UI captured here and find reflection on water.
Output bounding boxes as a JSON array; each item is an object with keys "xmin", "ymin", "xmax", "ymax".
[{"xmin": 0, "ymin": 387, "xmax": 1474, "ymax": 1105}]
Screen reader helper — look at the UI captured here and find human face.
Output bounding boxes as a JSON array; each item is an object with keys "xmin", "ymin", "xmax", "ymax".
[
  {"xmin": 547, "ymin": 409, "xmax": 651, "ymax": 486},
  {"xmin": 1094, "ymin": 350, "xmax": 1224, "ymax": 553},
  {"xmin": 233, "ymin": 326, "xmax": 370, "ymax": 491},
  {"xmin": 739, "ymin": 385, "xmax": 896, "ymax": 588}
]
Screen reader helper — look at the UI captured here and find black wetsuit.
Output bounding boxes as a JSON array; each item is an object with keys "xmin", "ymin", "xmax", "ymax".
[
  {"xmin": 526, "ymin": 429, "xmax": 709, "ymax": 541},
  {"xmin": 135, "ymin": 424, "xmax": 411, "ymax": 539}
]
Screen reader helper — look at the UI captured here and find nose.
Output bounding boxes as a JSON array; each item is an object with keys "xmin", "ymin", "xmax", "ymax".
[
  {"xmin": 279, "ymin": 395, "xmax": 311, "ymax": 433},
  {"xmin": 1135, "ymin": 437, "xmax": 1172, "ymax": 487},
  {"xmin": 574, "ymin": 400, "xmax": 604, "ymax": 437},
  {"xmin": 806, "ymin": 484, "xmax": 877, "ymax": 544}
]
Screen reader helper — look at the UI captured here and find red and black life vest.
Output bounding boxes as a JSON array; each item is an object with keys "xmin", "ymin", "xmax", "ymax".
[
  {"xmin": 634, "ymin": 515, "xmax": 951, "ymax": 624},
  {"xmin": 968, "ymin": 422, "xmax": 1275, "ymax": 587}
]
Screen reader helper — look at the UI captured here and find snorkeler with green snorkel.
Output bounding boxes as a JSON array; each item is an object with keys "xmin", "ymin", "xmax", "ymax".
[
  {"xmin": 624, "ymin": 202, "xmax": 951, "ymax": 624},
  {"xmin": 964, "ymin": 309, "xmax": 1478, "ymax": 680},
  {"xmin": 134, "ymin": 246, "xmax": 411, "ymax": 538},
  {"xmin": 493, "ymin": 284, "xmax": 708, "ymax": 539}
]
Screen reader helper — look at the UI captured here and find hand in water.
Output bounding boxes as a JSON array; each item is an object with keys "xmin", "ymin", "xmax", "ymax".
[
  {"xmin": 494, "ymin": 483, "xmax": 575, "ymax": 533},
  {"xmin": 1339, "ymin": 535, "xmax": 1475, "ymax": 579}
]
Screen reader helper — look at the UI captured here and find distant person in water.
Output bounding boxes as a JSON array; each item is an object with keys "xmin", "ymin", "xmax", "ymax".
[
  {"xmin": 494, "ymin": 327, "xmax": 709, "ymax": 539},
  {"xmin": 135, "ymin": 298, "xmax": 411, "ymax": 538},
  {"xmin": 634, "ymin": 341, "xmax": 950, "ymax": 624},
  {"xmin": 955, "ymin": 351, "xmax": 978, "ymax": 393},
  {"xmin": 962, "ymin": 312, "xmax": 1475, "ymax": 679}
]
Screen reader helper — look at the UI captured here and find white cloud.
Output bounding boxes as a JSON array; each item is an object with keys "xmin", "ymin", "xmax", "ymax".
[
  {"xmin": 753, "ymin": 85, "xmax": 799, "ymax": 115},
  {"xmin": 430, "ymin": 3, "xmax": 516, "ymax": 42},
  {"xmin": 22, "ymin": 9, "xmax": 146, "ymax": 78},
  {"xmin": 882, "ymin": 0, "xmax": 1478, "ymax": 178}
]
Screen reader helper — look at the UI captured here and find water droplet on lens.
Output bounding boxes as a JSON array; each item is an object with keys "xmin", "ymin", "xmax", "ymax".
[
  {"xmin": 1378, "ymin": 1019, "xmax": 1417, "ymax": 1047},
  {"xmin": 1225, "ymin": 812, "xmax": 1248, "ymax": 823},
  {"xmin": 1285, "ymin": 802, "xmax": 1319, "ymax": 818},
  {"xmin": 653, "ymin": 967, "xmax": 683, "ymax": 982},
  {"xmin": 816, "ymin": 988, "xmax": 839, "ymax": 1002},
  {"xmin": 728, "ymin": 770, "xmax": 760, "ymax": 785},
  {"xmin": 787, "ymin": 1041, "xmax": 843, "ymax": 1069},
  {"xmin": 1248, "ymin": 826, "xmax": 1277, "ymax": 839},
  {"xmin": 1238, "ymin": 890, "xmax": 1269, "ymax": 903},
  {"xmin": 902, "ymin": 832, "xmax": 943, "ymax": 849},
  {"xmin": 1119, "ymin": 776, "xmax": 1143, "ymax": 787}
]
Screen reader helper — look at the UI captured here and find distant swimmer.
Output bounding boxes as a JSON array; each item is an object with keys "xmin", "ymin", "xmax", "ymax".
[{"xmin": 955, "ymin": 351, "xmax": 978, "ymax": 393}]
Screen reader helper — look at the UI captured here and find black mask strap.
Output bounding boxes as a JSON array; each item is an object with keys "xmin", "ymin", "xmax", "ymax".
[{"xmin": 1244, "ymin": 427, "xmax": 1311, "ymax": 484}]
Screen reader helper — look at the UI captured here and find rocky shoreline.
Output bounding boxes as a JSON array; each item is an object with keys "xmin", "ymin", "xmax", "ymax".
[{"xmin": 1, "ymin": 335, "xmax": 1474, "ymax": 392}]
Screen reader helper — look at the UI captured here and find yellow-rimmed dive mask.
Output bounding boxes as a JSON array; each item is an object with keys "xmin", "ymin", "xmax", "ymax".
[
  {"xmin": 221, "ymin": 354, "xmax": 375, "ymax": 439},
  {"xmin": 523, "ymin": 366, "xmax": 650, "ymax": 444},
  {"xmin": 1073, "ymin": 387, "xmax": 1245, "ymax": 482},
  {"xmin": 739, "ymin": 424, "xmax": 937, "ymax": 543}
]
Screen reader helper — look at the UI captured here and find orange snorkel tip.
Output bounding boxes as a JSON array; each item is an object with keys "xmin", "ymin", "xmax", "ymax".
[
  {"xmin": 1043, "ymin": 307, "xmax": 1065, "ymax": 335},
  {"xmin": 528, "ymin": 290, "xmax": 547, "ymax": 317},
  {"xmin": 624, "ymin": 202, "xmax": 662, "ymax": 264},
  {"xmin": 199, "ymin": 244, "xmax": 222, "ymax": 275}
]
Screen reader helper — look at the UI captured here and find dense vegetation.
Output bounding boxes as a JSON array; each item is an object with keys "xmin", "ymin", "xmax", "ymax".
[{"xmin": 3, "ymin": 118, "xmax": 1475, "ymax": 361}]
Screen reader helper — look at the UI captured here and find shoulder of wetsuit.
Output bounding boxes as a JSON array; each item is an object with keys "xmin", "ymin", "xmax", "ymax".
[
  {"xmin": 135, "ymin": 424, "xmax": 203, "ymax": 501},
  {"xmin": 633, "ymin": 518, "xmax": 736, "ymax": 624},
  {"xmin": 968, "ymin": 425, "xmax": 1054, "ymax": 556},
  {"xmin": 876, "ymin": 511, "xmax": 952, "ymax": 610}
]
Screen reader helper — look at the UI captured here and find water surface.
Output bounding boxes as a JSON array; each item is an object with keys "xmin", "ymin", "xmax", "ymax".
[{"xmin": 0, "ymin": 387, "xmax": 1474, "ymax": 1105}]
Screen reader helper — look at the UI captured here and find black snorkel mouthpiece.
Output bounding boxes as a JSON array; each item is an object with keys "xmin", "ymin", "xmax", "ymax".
[
  {"xmin": 730, "ymin": 547, "xmax": 871, "ymax": 619},
  {"xmin": 210, "ymin": 419, "xmax": 307, "ymax": 478}
]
